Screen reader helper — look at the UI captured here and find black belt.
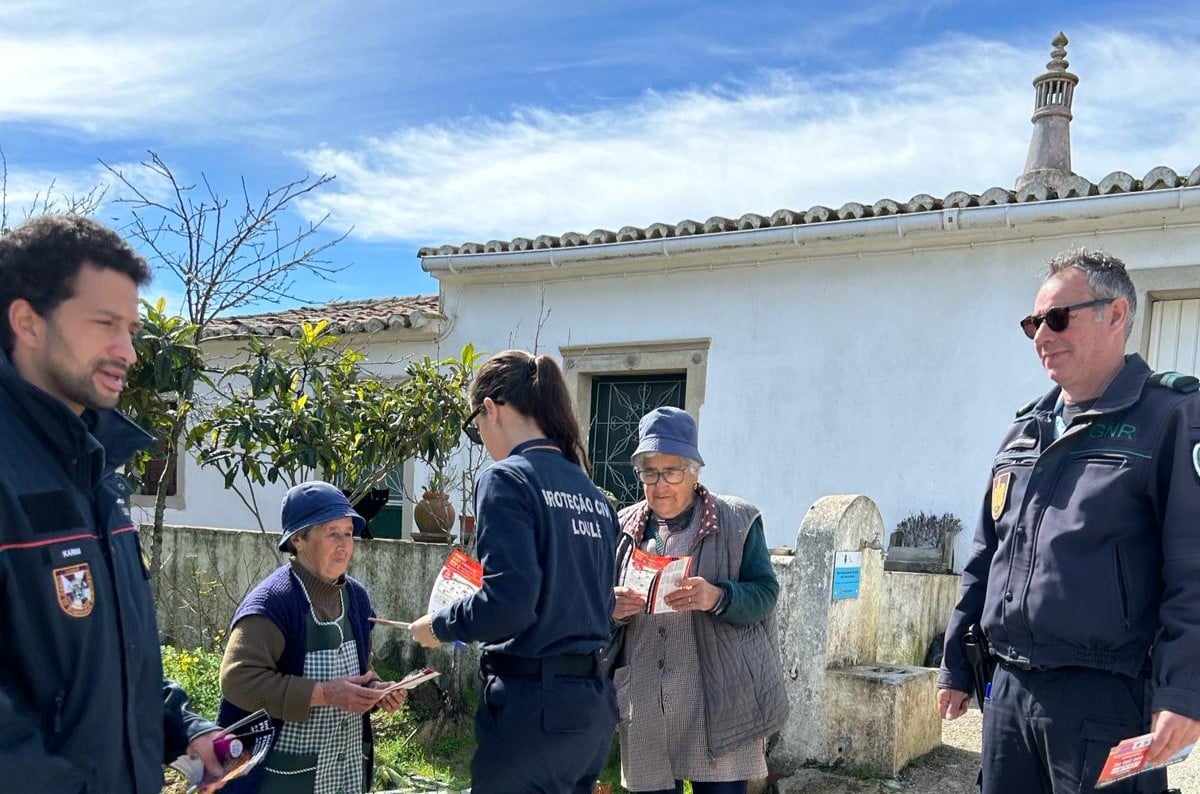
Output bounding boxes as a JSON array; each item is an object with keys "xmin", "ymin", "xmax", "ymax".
[{"xmin": 479, "ymin": 651, "xmax": 600, "ymax": 678}]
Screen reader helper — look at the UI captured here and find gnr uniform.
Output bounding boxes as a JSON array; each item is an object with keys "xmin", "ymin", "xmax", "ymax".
[{"xmin": 941, "ymin": 355, "xmax": 1200, "ymax": 793}]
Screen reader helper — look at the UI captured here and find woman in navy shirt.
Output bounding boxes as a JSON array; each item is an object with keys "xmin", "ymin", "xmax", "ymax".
[{"xmin": 411, "ymin": 349, "xmax": 618, "ymax": 794}]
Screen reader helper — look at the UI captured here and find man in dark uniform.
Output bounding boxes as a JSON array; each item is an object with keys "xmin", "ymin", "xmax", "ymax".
[
  {"xmin": 938, "ymin": 248, "xmax": 1200, "ymax": 793},
  {"xmin": 0, "ymin": 215, "xmax": 225, "ymax": 793}
]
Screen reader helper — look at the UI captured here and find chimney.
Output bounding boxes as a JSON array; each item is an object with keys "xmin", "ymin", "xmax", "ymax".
[{"xmin": 1015, "ymin": 32, "xmax": 1079, "ymax": 192}]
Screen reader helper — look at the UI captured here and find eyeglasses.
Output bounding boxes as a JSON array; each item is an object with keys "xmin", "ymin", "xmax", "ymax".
[
  {"xmin": 462, "ymin": 399, "xmax": 504, "ymax": 445},
  {"xmin": 1019, "ymin": 298, "xmax": 1114, "ymax": 340},
  {"xmin": 634, "ymin": 467, "xmax": 691, "ymax": 485}
]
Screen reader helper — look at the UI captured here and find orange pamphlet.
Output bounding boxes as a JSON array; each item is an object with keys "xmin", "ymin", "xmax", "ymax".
[
  {"xmin": 427, "ymin": 549, "xmax": 484, "ymax": 614},
  {"xmin": 1095, "ymin": 732, "xmax": 1195, "ymax": 788},
  {"xmin": 620, "ymin": 547, "xmax": 693, "ymax": 614}
]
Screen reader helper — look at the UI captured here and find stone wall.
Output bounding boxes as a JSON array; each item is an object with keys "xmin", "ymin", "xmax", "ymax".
[{"xmin": 876, "ymin": 571, "xmax": 962, "ymax": 666}]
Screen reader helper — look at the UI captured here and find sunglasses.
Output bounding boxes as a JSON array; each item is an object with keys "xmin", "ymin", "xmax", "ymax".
[
  {"xmin": 1019, "ymin": 298, "xmax": 1114, "ymax": 340},
  {"xmin": 462, "ymin": 399, "xmax": 504, "ymax": 445}
]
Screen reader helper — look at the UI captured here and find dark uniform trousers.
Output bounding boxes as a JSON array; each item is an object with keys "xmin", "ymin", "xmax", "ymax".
[
  {"xmin": 983, "ymin": 663, "xmax": 1167, "ymax": 793},
  {"xmin": 471, "ymin": 653, "xmax": 618, "ymax": 794}
]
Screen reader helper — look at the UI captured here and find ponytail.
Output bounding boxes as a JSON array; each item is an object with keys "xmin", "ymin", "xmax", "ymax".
[{"xmin": 470, "ymin": 349, "xmax": 590, "ymax": 472}]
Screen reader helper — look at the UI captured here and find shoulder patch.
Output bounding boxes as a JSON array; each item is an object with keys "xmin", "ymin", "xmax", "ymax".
[
  {"xmin": 1148, "ymin": 371, "xmax": 1200, "ymax": 393},
  {"xmin": 1015, "ymin": 396, "xmax": 1039, "ymax": 418}
]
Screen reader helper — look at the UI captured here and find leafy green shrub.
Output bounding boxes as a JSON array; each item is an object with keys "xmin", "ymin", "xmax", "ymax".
[{"xmin": 161, "ymin": 644, "xmax": 224, "ymax": 720}]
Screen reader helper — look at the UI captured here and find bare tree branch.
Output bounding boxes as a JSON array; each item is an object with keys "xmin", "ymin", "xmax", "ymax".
[
  {"xmin": 1, "ymin": 146, "xmax": 107, "ymax": 235},
  {"xmin": 101, "ymin": 151, "xmax": 350, "ymax": 331}
]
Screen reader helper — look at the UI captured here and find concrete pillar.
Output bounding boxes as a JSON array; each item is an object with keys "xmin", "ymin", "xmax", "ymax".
[{"xmin": 770, "ymin": 495, "xmax": 941, "ymax": 778}]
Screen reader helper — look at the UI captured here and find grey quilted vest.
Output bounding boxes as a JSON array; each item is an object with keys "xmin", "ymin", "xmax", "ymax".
[{"xmin": 620, "ymin": 493, "xmax": 791, "ymax": 756}]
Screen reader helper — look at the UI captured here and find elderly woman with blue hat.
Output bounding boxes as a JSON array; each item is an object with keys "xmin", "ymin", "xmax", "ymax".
[
  {"xmin": 217, "ymin": 481, "xmax": 404, "ymax": 793},
  {"xmin": 610, "ymin": 407, "xmax": 789, "ymax": 794}
]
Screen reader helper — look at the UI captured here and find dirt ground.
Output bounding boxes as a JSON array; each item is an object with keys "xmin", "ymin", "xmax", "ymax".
[
  {"xmin": 775, "ymin": 710, "xmax": 983, "ymax": 794},
  {"xmin": 776, "ymin": 710, "xmax": 1200, "ymax": 793},
  {"xmin": 165, "ymin": 708, "xmax": 1200, "ymax": 793}
]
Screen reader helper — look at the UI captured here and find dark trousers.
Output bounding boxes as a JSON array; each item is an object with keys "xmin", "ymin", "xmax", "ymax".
[
  {"xmin": 637, "ymin": 781, "xmax": 748, "ymax": 794},
  {"xmin": 470, "ymin": 670, "xmax": 617, "ymax": 794},
  {"xmin": 982, "ymin": 663, "xmax": 1167, "ymax": 793}
]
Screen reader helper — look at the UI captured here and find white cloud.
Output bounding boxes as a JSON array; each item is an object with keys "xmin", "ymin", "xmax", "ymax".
[
  {"xmin": 292, "ymin": 27, "xmax": 1200, "ymax": 247},
  {"xmin": 0, "ymin": 1, "xmax": 339, "ymax": 137}
]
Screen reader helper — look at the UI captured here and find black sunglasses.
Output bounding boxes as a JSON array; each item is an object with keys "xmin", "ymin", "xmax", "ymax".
[
  {"xmin": 462, "ymin": 399, "xmax": 505, "ymax": 445},
  {"xmin": 1019, "ymin": 298, "xmax": 1114, "ymax": 340}
]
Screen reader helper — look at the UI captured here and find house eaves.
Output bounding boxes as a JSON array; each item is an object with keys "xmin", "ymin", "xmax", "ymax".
[{"xmin": 420, "ymin": 166, "xmax": 1200, "ymax": 282}]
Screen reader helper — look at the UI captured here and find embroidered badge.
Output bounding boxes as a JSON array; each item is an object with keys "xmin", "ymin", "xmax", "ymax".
[
  {"xmin": 1193, "ymin": 443, "xmax": 1200, "ymax": 480},
  {"xmin": 991, "ymin": 472, "xmax": 1013, "ymax": 522},
  {"xmin": 54, "ymin": 563, "xmax": 94, "ymax": 618}
]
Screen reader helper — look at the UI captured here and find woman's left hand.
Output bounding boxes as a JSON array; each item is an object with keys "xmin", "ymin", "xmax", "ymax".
[
  {"xmin": 664, "ymin": 576, "xmax": 721, "ymax": 612},
  {"xmin": 409, "ymin": 614, "xmax": 440, "ymax": 648},
  {"xmin": 369, "ymin": 680, "xmax": 409, "ymax": 713}
]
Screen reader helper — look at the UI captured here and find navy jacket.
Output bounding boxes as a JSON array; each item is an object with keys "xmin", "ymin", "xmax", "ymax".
[
  {"xmin": 433, "ymin": 439, "xmax": 617, "ymax": 657},
  {"xmin": 0, "ymin": 352, "xmax": 213, "ymax": 793},
  {"xmin": 941, "ymin": 355, "xmax": 1200, "ymax": 718}
]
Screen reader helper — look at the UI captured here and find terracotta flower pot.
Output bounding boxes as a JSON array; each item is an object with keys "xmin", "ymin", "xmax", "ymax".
[{"xmin": 412, "ymin": 490, "xmax": 456, "ymax": 541}]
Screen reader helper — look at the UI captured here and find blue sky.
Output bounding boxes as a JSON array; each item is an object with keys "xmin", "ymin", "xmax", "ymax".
[{"xmin": 2, "ymin": 0, "xmax": 1197, "ymax": 315}]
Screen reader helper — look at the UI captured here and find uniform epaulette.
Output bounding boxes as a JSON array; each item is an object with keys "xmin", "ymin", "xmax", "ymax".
[
  {"xmin": 1015, "ymin": 396, "xmax": 1039, "ymax": 417},
  {"xmin": 1148, "ymin": 371, "xmax": 1200, "ymax": 393}
]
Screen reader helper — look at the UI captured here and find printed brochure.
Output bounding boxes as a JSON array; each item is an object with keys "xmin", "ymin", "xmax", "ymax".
[
  {"xmin": 619, "ymin": 546, "xmax": 693, "ymax": 614},
  {"xmin": 1095, "ymin": 732, "xmax": 1195, "ymax": 788},
  {"xmin": 369, "ymin": 667, "xmax": 441, "ymax": 701},
  {"xmin": 428, "ymin": 549, "xmax": 483, "ymax": 614}
]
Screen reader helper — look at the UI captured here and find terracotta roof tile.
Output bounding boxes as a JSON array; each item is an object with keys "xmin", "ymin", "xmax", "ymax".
[
  {"xmin": 418, "ymin": 166, "xmax": 1200, "ymax": 259},
  {"xmin": 205, "ymin": 295, "xmax": 442, "ymax": 339}
]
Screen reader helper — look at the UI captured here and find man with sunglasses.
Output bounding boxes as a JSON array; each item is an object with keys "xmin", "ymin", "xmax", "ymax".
[{"xmin": 937, "ymin": 249, "xmax": 1200, "ymax": 793}]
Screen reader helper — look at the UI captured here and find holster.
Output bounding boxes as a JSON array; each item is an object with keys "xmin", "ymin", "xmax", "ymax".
[{"xmin": 961, "ymin": 623, "xmax": 996, "ymax": 711}]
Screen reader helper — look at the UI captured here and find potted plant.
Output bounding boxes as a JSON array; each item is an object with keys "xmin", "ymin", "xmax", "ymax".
[
  {"xmin": 885, "ymin": 511, "xmax": 963, "ymax": 573},
  {"xmin": 412, "ymin": 470, "xmax": 457, "ymax": 542},
  {"xmin": 399, "ymin": 346, "xmax": 480, "ymax": 542}
]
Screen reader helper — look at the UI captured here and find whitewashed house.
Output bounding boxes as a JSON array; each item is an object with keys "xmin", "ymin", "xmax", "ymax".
[{"xmin": 142, "ymin": 35, "xmax": 1200, "ymax": 568}]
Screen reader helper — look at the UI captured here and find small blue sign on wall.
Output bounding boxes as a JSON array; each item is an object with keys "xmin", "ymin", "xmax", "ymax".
[{"xmin": 832, "ymin": 550, "xmax": 862, "ymax": 600}]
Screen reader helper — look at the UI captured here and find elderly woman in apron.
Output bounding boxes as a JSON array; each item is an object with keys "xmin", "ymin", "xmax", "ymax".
[{"xmin": 217, "ymin": 481, "xmax": 405, "ymax": 793}]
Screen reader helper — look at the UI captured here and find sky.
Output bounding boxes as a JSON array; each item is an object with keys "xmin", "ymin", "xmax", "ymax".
[{"xmin": 2, "ymin": 0, "xmax": 1198, "ymax": 316}]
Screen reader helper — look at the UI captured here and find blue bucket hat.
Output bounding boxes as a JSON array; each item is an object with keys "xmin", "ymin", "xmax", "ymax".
[
  {"xmin": 279, "ymin": 481, "xmax": 366, "ymax": 552},
  {"xmin": 632, "ymin": 407, "xmax": 704, "ymax": 465}
]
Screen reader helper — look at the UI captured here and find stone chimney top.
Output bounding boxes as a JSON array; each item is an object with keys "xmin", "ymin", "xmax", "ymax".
[{"xmin": 1015, "ymin": 32, "xmax": 1080, "ymax": 192}]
